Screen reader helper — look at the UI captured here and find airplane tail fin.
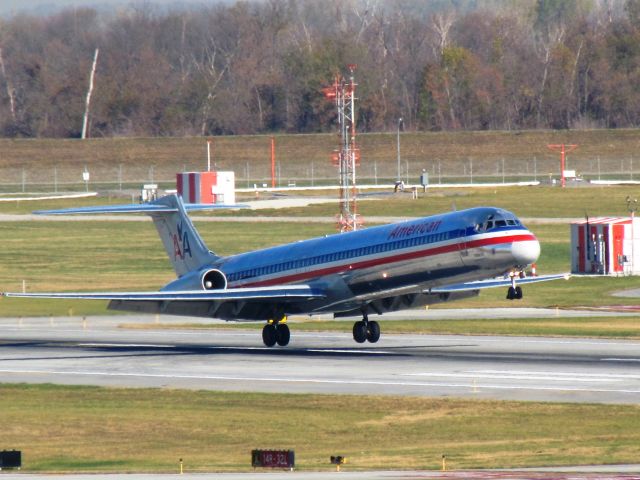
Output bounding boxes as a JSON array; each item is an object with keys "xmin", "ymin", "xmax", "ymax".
[
  {"xmin": 147, "ymin": 194, "xmax": 218, "ymax": 277},
  {"xmin": 34, "ymin": 194, "xmax": 248, "ymax": 277}
]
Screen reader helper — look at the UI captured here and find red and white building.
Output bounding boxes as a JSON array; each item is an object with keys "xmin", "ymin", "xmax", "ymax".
[
  {"xmin": 570, "ymin": 216, "xmax": 640, "ymax": 275},
  {"xmin": 176, "ymin": 171, "xmax": 235, "ymax": 205}
]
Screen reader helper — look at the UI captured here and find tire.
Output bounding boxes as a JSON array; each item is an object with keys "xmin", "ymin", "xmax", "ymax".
[
  {"xmin": 506, "ymin": 286, "xmax": 516, "ymax": 300},
  {"xmin": 276, "ymin": 323, "xmax": 290, "ymax": 346},
  {"xmin": 262, "ymin": 323, "xmax": 277, "ymax": 347},
  {"xmin": 514, "ymin": 286, "xmax": 523, "ymax": 299},
  {"xmin": 352, "ymin": 321, "xmax": 367, "ymax": 343},
  {"xmin": 367, "ymin": 320, "xmax": 381, "ymax": 343}
]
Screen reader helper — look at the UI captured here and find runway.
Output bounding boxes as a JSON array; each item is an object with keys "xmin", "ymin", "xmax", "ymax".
[{"xmin": 1, "ymin": 315, "xmax": 640, "ymax": 404}]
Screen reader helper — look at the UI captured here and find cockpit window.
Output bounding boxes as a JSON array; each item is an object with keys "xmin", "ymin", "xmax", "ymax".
[{"xmin": 478, "ymin": 212, "xmax": 520, "ymax": 231}]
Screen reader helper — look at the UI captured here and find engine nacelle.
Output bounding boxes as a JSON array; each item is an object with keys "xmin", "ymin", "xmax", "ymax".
[
  {"xmin": 201, "ymin": 269, "xmax": 227, "ymax": 290},
  {"xmin": 160, "ymin": 267, "xmax": 228, "ymax": 292}
]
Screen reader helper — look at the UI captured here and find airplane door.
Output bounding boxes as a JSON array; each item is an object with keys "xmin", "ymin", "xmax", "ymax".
[{"xmin": 457, "ymin": 227, "xmax": 469, "ymax": 264}]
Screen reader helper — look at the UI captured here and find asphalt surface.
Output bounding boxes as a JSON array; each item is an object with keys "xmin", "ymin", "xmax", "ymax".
[{"xmin": 2, "ymin": 311, "xmax": 640, "ymax": 404}]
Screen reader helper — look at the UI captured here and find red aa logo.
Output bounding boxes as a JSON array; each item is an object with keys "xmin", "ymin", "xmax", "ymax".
[{"xmin": 173, "ymin": 221, "xmax": 192, "ymax": 260}]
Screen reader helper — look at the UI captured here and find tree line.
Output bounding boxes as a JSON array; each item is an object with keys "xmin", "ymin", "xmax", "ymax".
[{"xmin": 1, "ymin": 0, "xmax": 640, "ymax": 138}]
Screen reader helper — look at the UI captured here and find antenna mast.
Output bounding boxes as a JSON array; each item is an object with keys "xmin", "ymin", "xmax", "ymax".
[{"xmin": 323, "ymin": 64, "xmax": 362, "ymax": 232}]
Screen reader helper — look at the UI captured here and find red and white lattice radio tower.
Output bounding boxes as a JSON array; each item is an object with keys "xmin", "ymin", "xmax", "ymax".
[{"xmin": 323, "ymin": 64, "xmax": 363, "ymax": 232}]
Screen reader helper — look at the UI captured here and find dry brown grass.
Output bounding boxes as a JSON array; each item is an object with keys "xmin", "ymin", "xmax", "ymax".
[
  {"xmin": 6, "ymin": 385, "xmax": 640, "ymax": 472},
  {"xmin": 3, "ymin": 129, "xmax": 640, "ymax": 187}
]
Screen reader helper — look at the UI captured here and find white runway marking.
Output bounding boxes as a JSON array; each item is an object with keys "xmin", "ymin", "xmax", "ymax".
[
  {"xmin": 465, "ymin": 336, "xmax": 640, "ymax": 347},
  {"xmin": 401, "ymin": 372, "xmax": 615, "ymax": 383},
  {"xmin": 307, "ymin": 349, "xmax": 393, "ymax": 354},
  {"xmin": 78, "ymin": 343, "xmax": 175, "ymax": 348},
  {"xmin": 477, "ymin": 369, "xmax": 640, "ymax": 379},
  {"xmin": 1, "ymin": 368, "xmax": 640, "ymax": 395}
]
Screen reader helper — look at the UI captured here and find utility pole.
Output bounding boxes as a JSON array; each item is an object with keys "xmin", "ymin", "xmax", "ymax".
[
  {"xmin": 547, "ymin": 144, "xmax": 578, "ymax": 187},
  {"xmin": 396, "ymin": 118, "xmax": 403, "ymax": 181}
]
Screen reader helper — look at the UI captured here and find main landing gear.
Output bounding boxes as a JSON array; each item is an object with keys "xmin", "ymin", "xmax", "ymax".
[
  {"xmin": 262, "ymin": 317, "xmax": 290, "ymax": 347},
  {"xmin": 506, "ymin": 271, "xmax": 524, "ymax": 300},
  {"xmin": 352, "ymin": 313, "xmax": 381, "ymax": 344}
]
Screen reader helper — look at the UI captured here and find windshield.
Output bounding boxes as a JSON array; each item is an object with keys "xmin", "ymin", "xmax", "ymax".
[{"xmin": 475, "ymin": 212, "xmax": 520, "ymax": 232}]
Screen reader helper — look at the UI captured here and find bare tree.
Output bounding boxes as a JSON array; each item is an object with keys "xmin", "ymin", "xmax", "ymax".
[{"xmin": 0, "ymin": 46, "xmax": 17, "ymax": 123}]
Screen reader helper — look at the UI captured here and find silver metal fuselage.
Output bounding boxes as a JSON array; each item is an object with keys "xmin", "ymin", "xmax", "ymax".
[{"xmin": 205, "ymin": 206, "xmax": 539, "ymax": 319}]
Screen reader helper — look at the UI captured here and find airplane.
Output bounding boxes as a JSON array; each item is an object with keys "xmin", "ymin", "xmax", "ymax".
[{"xmin": 3, "ymin": 194, "xmax": 568, "ymax": 347}]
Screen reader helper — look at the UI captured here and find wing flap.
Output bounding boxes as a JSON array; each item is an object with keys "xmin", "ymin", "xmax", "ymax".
[
  {"xmin": 2, "ymin": 285, "xmax": 325, "ymax": 302},
  {"xmin": 430, "ymin": 273, "xmax": 570, "ymax": 293}
]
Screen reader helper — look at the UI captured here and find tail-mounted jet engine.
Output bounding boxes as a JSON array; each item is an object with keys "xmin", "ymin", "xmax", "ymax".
[
  {"xmin": 159, "ymin": 268, "xmax": 228, "ymax": 292},
  {"xmin": 202, "ymin": 269, "xmax": 227, "ymax": 290}
]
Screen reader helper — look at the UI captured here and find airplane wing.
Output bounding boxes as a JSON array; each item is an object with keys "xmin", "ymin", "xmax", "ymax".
[
  {"xmin": 2, "ymin": 285, "xmax": 325, "ymax": 302},
  {"xmin": 429, "ymin": 273, "xmax": 570, "ymax": 293},
  {"xmin": 33, "ymin": 202, "xmax": 247, "ymax": 215}
]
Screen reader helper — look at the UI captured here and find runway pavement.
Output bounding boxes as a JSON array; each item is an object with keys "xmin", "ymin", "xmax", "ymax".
[{"xmin": 2, "ymin": 313, "xmax": 640, "ymax": 404}]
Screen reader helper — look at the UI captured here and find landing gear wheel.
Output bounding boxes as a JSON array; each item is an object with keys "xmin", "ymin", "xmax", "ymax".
[
  {"xmin": 367, "ymin": 320, "xmax": 381, "ymax": 343},
  {"xmin": 506, "ymin": 286, "xmax": 516, "ymax": 300},
  {"xmin": 262, "ymin": 323, "xmax": 277, "ymax": 347},
  {"xmin": 276, "ymin": 323, "xmax": 290, "ymax": 346},
  {"xmin": 353, "ymin": 321, "xmax": 367, "ymax": 343},
  {"xmin": 514, "ymin": 286, "xmax": 523, "ymax": 299}
]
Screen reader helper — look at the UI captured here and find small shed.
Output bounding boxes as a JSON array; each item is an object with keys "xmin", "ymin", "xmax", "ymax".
[
  {"xmin": 570, "ymin": 216, "xmax": 640, "ymax": 275},
  {"xmin": 176, "ymin": 171, "xmax": 235, "ymax": 205}
]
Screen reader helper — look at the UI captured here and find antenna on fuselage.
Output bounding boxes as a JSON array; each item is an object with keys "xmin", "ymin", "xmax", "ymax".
[{"xmin": 451, "ymin": 202, "xmax": 457, "ymax": 212}]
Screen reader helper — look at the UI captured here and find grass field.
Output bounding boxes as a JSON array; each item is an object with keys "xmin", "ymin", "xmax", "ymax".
[
  {"xmin": 0, "ymin": 195, "xmax": 634, "ymax": 315},
  {"xmin": 3, "ymin": 384, "xmax": 640, "ymax": 472},
  {"xmin": 3, "ymin": 216, "xmax": 640, "ymax": 334},
  {"xmin": 3, "ymin": 129, "xmax": 640, "ymax": 189},
  {"xmin": 230, "ymin": 186, "xmax": 640, "ymax": 219},
  {"xmin": 4, "ymin": 135, "xmax": 640, "ymax": 474},
  {"xmin": 2, "ymin": 185, "xmax": 638, "ymax": 220},
  {"xmin": 0, "ymin": 218, "xmax": 577, "ymax": 304}
]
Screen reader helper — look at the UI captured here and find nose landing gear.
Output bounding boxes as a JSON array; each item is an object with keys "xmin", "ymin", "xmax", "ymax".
[
  {"xmin": 506, "ymin": 270, "xmax": 524, "ymax": 300},
  {"xmin": 262, "ymin": 317, "xmax": 290, "ymax": 347},
  {"xmin": 352, "ymin": 313, "xmax": 381, "ymax": 344},
  {"xmin": 506, "ymin": 285, "xmax": 523, "ymax": 300}
]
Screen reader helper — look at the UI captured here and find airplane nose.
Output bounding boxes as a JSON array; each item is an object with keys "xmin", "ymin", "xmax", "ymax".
[{"xmin": 512, "ymin": 235, "xmax": 540, "ymax": 266}]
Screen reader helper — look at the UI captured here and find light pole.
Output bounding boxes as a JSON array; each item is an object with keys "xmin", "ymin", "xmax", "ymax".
[{"xmin": 396, "ymin": 117, "xmax": 403, "ymax": 181}]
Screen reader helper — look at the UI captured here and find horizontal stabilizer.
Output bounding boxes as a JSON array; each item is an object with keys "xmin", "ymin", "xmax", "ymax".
[
  {"xmin": 2, "ymin": 285, "xmax": 325, "ymax": 302},
  {"xmin": 35, "ymin": 202, "xmax": 247, "ymax": 215},
  {"xmin": 430, "ymin": 273, "xmax": 570, "ymax": 293}
]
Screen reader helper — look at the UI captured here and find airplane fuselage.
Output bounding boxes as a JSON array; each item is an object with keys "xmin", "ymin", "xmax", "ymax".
[
  {"xmin": 167, "ymin": 206, "xmax": 539, "ymax": 320},
  {"xmin": 9, "ymin": 195, "xmax": 558, "ymax": 347}
]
